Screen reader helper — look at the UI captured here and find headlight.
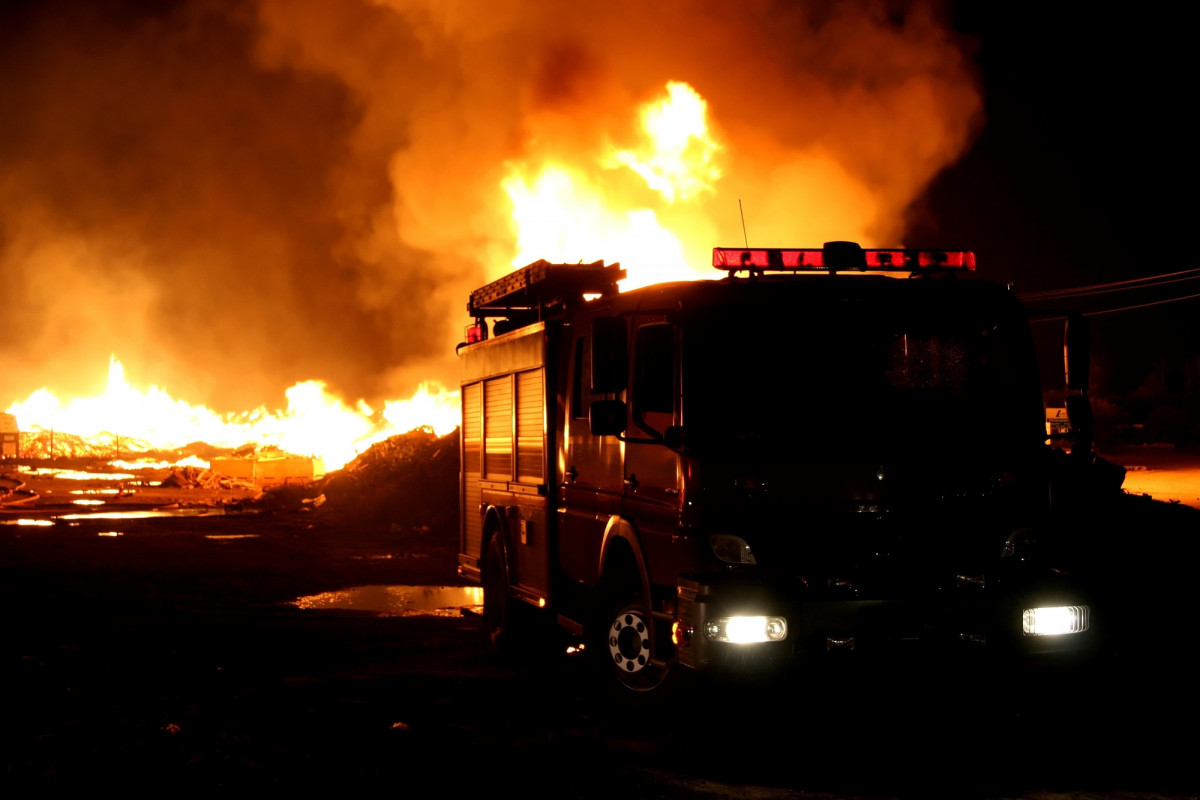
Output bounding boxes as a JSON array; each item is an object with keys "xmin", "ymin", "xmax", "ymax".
[
  {"xmin": 704, "ymin": 615, "xmax": 787, "ymax": 643},
  {"xmin": 710, "ymin": 534, "xmax": 756, "ymax": 564},
  {"xmin": 1022, "ymin": 605, "xmax": 1090, "ymax": 636}
]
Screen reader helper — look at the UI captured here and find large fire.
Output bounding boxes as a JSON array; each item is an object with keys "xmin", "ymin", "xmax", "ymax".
[
  {"xmin": 3, "ymin": 0, "xmax": 984, "ymax": 477},
  {"xmin": 6, "ymin": 82, "xmax": 720, "ymax": 473},
  {"xmin": 504, "ymin": 81, "xmax": 721, "ymax": 291},
  {"xmin": 7, "ymin": 356, "xmax": 459, "ymax": 472}
]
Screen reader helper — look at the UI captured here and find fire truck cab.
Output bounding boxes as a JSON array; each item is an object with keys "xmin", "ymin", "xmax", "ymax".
[{"xmin": 457, "ymin": 242, "xmax": 1101, "ymax": 703}]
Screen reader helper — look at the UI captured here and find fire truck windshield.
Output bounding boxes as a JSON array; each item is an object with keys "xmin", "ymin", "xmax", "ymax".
[{"xmin": 682, "ymin": 302, "xmax": 1043, "ymax": 457}]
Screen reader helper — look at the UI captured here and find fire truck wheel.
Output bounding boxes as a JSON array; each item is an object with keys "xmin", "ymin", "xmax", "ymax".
[
  {"xmin": 592, "ymin": 583, "xmax": 678, "ymax": 705},
  {"xmin": 483, "ymin": 532, "xmax": 518, "ymax": 650}
]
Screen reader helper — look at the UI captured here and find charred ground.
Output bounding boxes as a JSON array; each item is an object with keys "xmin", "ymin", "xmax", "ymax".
[{"xmin": 1, "ymin": 431, "xmax": 1197, "ymax": 798}]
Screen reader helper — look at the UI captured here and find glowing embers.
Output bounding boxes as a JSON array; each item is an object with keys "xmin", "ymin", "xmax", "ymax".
[
  {"xmin": 704, "ymin": 615, "xmax": 788, "ymax": 644},
  {"xmin": 1022, "ymin": 605, "xmax": 1090, "ymax": 636},
  {"xmin": 292, "ymin": 585, "xmax": 484, "ymax": 617}
]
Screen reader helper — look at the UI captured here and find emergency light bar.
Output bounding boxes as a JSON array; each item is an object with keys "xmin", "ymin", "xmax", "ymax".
[{"xmin": 713, "ymin": 243, "xmax": 975, "ymax": 273}]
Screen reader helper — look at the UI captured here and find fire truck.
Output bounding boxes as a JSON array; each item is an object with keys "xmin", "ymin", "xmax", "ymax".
[{"xmin": 456, "ymin": 241, "xmax": 1115, "ymax": 704}]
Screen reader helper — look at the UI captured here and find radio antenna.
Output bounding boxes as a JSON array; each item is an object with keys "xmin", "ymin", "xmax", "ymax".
[{"xmin": 739, "ymin": 199, "xmax": 749, "ymax": 247}]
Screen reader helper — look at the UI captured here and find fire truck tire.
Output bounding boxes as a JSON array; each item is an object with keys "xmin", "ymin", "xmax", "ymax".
[
  {"xmin": 590, "ymin": 578, "xmax": 679, "ymax": 707},
  {"xmin": 483, "ymin": 532, "xmax": 522, "ymax": 650}
]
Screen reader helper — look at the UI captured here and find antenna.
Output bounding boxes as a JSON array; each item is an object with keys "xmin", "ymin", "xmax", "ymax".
[{"xmin": 738, "ymin": 199, "xmax": 749, "ymax": 248}]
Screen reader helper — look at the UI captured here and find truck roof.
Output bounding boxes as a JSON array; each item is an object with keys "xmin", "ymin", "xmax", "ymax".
[
  {"xmin": 589, "ymin": 272, "xmax": 1026, "ymax": 325},
  {"xmin": 465, "ymin": 243, "xmax": 1016, "ymax": 331}
]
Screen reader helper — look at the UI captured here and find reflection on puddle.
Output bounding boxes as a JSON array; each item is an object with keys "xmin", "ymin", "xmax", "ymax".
[
  {"xmin": 58, "ymin": 507, "xmax": 225, "ymax": 520},
  {"xmin": 292, "ymin": 585, "xmax": 483, "ymax": 617},
  {"xmin": 205, "ymin": 534, "xmax": 260, "ymax": 540},
  {"xmin": 20, "ymin": 467, "xmax": 137, "ymax": 482},
  {"xmin": 2, "ymin": 508, "xmax": 227, "ymax": 526}
]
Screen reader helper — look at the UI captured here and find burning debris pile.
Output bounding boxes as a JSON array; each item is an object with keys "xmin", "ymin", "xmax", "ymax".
[
  {"xmin": 17, "ymin": 426, "xmax": 242, "ymax": 465},
  {"xmin": 310, "ymin": 427, "xmax": 459, "ymax": 535},
  {"xmin": 159, "ymin": 464, "xmax": 246, "ymax": 491},
  {"xmin": 19, "ymin": 429, "xmax": 154, "ymax": 460}
]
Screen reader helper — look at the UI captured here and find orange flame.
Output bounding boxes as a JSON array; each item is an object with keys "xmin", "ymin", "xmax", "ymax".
[
  {"xmin": 612, "ymin": 81, "xmax": 721, "ymax": 204},
  {"xmin": 6, "ymin": 356, "xmax": 460, "ymax": 472},
  {"xmin": 505, "ymin": 80, "xmax": 721, "ymax": 290}
]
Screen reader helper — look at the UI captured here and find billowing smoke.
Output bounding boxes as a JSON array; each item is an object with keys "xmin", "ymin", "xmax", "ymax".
[{"xmin": 0, "ymin": 0, "xmax": 981, "ymax": 412}]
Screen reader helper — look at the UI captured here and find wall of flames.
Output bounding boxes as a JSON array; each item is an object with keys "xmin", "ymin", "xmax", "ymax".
[{"xmin": 7, "ymin": 357, "xmax": 459, "ymax": 472}]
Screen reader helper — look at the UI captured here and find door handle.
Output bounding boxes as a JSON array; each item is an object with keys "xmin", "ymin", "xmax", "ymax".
[
  {"xmin": 624, "ymin": 474, "xmax": 638, "ymax": 491},
  {"xmin": 565, "ymin": 466, "xmax": 578, "ymax": 483}
]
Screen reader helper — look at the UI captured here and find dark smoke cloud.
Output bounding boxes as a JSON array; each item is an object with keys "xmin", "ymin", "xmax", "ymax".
[{"xmin": 0, "ymin": 0, "xmax": 980, "ymax": 412}]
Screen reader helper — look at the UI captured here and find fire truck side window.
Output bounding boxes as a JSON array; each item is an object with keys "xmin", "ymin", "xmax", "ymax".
[
  {"xmin": 572, "ymin": 336, "xmax": 591, "ymax": 420},
  {"xmin": 633, "ymin": 324, "xmax": 674, "ymax": 417}
]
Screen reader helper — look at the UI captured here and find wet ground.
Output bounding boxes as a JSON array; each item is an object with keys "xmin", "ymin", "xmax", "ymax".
[{"xmin": 2, "ymin": 464, "xmax": 1198, "ymax": 797}]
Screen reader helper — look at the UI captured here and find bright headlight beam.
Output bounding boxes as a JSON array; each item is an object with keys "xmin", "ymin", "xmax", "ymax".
[
  {"xmin": 704, "ymin": 615, "xmax": 787, "ymax": 644},
  {"xmin": 1022, "ymin": 605, "xmax": 1089, "ymax": 636}
]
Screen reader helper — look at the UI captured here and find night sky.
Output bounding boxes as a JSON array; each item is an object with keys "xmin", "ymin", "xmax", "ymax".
[
  {"xmin": 1, "ymin": 1, "xmax": 1195, "ymax": 415},
  {"xmin": 909, "ymin": 4, "xmax": 1198, "ymax": 400}
]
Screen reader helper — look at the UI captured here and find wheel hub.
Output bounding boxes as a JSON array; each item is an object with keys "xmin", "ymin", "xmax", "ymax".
[{"xmin": 608, "ymin": 611, "xmax": 650, "ymax": 673}]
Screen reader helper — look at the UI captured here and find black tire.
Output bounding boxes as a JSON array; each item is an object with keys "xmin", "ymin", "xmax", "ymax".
[
  {"xmin": 483, "ymin": 532, "xmax": 516, "ymax": 650},
  {"xmin": 590, "ymin": 576, "xmax": 680, "ymax": 708},
  {"xmin": 483, "ymin": 531, "xmax": 552, "ymax": 653}
]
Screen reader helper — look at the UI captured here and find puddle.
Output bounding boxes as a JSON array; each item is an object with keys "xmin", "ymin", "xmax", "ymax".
[
  {"xmin": 57, "ymin": 507, "xmax": 226, "ymax": 521},
  {"xmin": 20, "ymin": 467, "xmax": 138, "ymax": 482},
  {"xmin": 1, "ymin": 507, "xmax": 227, "ymax": 525},
  {"xmin": 292, "ymin": 585, "xmax": 483, "ymax": 617}
]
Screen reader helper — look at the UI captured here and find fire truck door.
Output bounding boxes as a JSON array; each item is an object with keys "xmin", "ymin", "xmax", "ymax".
[
  {"xmin": 558, "ymin": 331, "xmax": 621, "ymax": 584},
  {"xmin": 622, "ymin": 322, "xmax": 680, "ymax": 572}
]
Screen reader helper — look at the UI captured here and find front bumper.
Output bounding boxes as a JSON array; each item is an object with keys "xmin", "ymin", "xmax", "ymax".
[{"xmin": 674, "ymin": 574, "xmax": 1098, "ymax": 675}]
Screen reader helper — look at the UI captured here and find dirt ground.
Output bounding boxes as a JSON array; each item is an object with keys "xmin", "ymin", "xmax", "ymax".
[
  {"xmin": 2, "ymin": 460, "xmax": 1198, "ymax": 798},
  {"xmin": 1100, "ymin": 445, "xmax": 1200, "ymax": 510}
]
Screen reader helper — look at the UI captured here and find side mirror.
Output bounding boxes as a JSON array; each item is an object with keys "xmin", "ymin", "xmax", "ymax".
[
  {"xmin": 662, "ymin": 425, "xmax": 688, "ymax": 453},
  {"xmin": 589, "ymin": 399, "xmax": 627, "ymax": 436}
]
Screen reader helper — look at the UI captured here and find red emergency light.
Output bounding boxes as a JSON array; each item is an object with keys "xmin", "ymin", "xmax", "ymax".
[
  {"xmin": 713, "ymin": 243, "xmax": 975, "ymax": 273},
  {"xmin": 465, "ymin": 323, "xmax": 486, "ymax": 344}
]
